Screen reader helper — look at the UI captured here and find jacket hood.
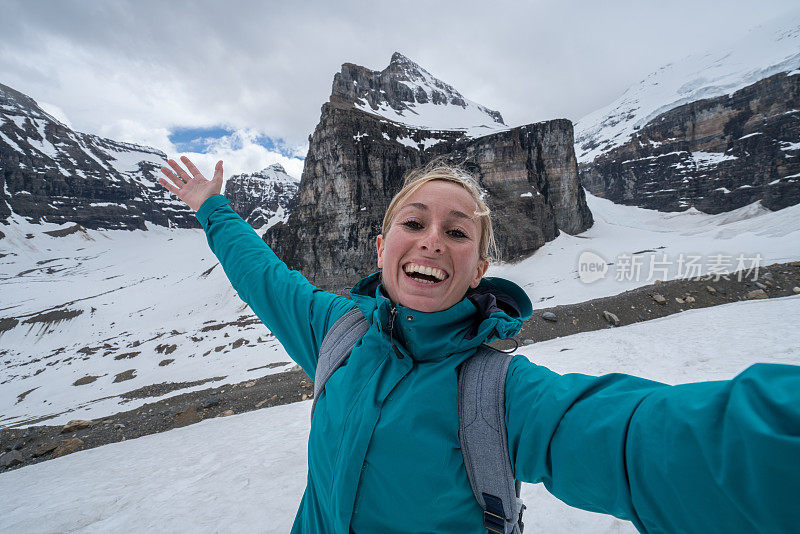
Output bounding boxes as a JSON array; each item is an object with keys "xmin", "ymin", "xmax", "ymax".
[{"xmin": 349, "ymin": 272, "xmax": 532, "ymax": 362}]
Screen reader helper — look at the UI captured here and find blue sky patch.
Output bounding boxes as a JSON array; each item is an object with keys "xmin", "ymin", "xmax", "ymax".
[{"xmin": 169, "ymin": 126, "xmax": 305, "ymax": 159}]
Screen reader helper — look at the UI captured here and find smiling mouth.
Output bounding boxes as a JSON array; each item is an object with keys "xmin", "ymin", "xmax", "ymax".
[{"xmin": 403, "ymin": 262, "xmax": 448, "ymax": 284}]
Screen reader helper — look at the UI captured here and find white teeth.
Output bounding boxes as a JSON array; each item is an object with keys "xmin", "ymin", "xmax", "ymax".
[{"xmin": 403, "ymin": 263, "xmax": 446, "ymax": 281}]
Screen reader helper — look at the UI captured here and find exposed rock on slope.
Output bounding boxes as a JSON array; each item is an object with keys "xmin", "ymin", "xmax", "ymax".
[
  {"xmin": 575, "ymin": 13, "xmax": 800, "ymax": 213},
  {"xmin": 580, "ymin": 72, "xmax": 800, "ymax": 213},
  {"xmin": 224, "ymin": 164, "xmax": 299, "ymax": 229},
  {"xmin": 265, "ymin": 54, "xmax": 592, "ymax": 290},
  {"xmin": 0, "ymin": 82, "xmax": 195, "ymax": 230}
]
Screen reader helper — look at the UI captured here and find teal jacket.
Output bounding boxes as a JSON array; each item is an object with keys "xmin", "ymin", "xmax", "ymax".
[{"xmin": 196, "ymin": 195, "xmax": 800, "ymax": 534}]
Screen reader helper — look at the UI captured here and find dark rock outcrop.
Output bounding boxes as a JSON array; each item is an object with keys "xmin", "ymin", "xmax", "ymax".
[
  {"xmin": 0, "ymin": 82, "xmax": 196, "ymax": 230},
  {"xmin": 580, "ymin": 72, "xmax": 800, "ymax": 213},
  {"xmin": 265, "ymin": 55, "xmax": 592, "ymax": 290},
  {"xmin": 223, "ymin": 164, "xmax": 299, "ymax": 229}
]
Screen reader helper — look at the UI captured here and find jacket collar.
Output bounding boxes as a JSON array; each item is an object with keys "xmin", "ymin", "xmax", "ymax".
[{"xmin": 349, "ymin": 272, "xmax": 532, "ymax": 363}]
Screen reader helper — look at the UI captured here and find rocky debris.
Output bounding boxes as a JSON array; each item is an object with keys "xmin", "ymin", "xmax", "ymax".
[
  {"xmin": 746, "ymin": 289, "xmax": 769, "ymax": 300},
  {"xmin": 0, "ymin": 82, "xmax": 196, "ymax": 230},
  {"xmin": 490, "ymin": 261, "xmax": 800, "ymax": 351},
  {"xmin": 755, "ymin": 282, "xmax": 768, "ymax": 290},
  {"xmin": 203, "ymin": 396, "xmax": 220, "ymax": 409},
  {"xmin": 706, "ymin": 286, "xmax": 717, "ymax": 294},
  {"xmin": 580, "ymin": 72, "xmax": 800, "ymax": 213},
  {"xmin": 219, "ymin": 410, "xmax": 235, "ymax": 417},
  {"xmin": 793, "ymin": 287, "xmax": 800, "ymax": 294},
  {"xmin": 652, "ymin": 294, "xmax": 666, "ymax": 305},
  {"xmin": 61, "ymin": 419, "xmax": 92, "ymax": 433},
  {"xmin": 0, "ymin": 450, "xmax": 23, "ymax": 467},
  {"xmin": 603, "ymin": 311, "xmax": 620, "ymax": 326},
  {"xmin": 173, "ymin": 406, "xmax": 202, "ymax": 428},
  {"xmin": 33, "ymin": 441, "xmax": 58, "ymax": 457},
  {"xmin": 113, "ymin": 369, "xmax": 137, "ymax": 383},
  {"xmin": 224, "ymin": 164, "xmax": 298, "ymax": 229},
  {"xmin": 158, "ymin": 359, "xmax": 174, "ymax": 366},
  {"xmin": 73, "ymin": 375, "xmax": 99, "ymax": 386},
  {"xmin": 541, "ymin": 312, "xmax": 557, "ymax": 322},
  {"xmin": 53, "ymin": 438, "xmax": 84, "ymax": 458}
]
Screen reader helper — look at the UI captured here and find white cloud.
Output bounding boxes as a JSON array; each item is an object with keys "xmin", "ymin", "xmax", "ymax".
[
  {"xmin": 38, "ymin": 101, "xmax": 72, "ymax": 129},
  {"xmin": 175, "ymin": 130, "xmax": 305, "ymax": 181},
  {"xmin": 2, "ymin": 0, "xmax": 799, "ymax": 176}
]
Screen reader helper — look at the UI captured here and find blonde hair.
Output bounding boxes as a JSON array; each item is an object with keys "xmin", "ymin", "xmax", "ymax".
[{"xmin": 381, "ymin": 164, "xmax": 498, "ymax": 262}]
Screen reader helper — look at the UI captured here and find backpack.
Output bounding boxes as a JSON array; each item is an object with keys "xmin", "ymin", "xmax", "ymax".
[{"xmin": 311, "ymin": 308, "xmax": 526, "ymax": 534}]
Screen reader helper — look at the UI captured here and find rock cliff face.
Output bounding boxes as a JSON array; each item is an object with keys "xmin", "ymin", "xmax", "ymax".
[
  {"xmin": 580, "ymin": 72, "xmax": 800, "ymax": 213},
  {"xmin": 223, "ymin": 164, "xmax": 299, "ymax": 229},
  {"xmin": 265, "ymin": 54, "xmax": 592, "ymax": 290},
  {"xmin": 0, "ymin": 82, "xmax": 195, "ymax": 230}
]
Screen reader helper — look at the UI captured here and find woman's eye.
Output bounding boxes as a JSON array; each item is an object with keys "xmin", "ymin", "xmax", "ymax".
[
  {"xmin": 448, "ymin": 229, "xmax": 468, "ymax": 239},
  {"xmin": 401, "ymin": 220, "xmax": 423, "ymax": 230}
]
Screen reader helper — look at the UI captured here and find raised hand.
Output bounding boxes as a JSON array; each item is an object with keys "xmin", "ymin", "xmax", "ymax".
[{"xmin": 159, "ymin": 156, "xmax": 223, "ymax": 212}]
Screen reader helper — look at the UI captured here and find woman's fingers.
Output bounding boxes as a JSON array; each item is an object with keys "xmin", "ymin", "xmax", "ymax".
[
  {"xmin": 212, "ymin": 160, "xmax": 223, "ymax": 183},
  {"xmin": 167, "ymin": 159, "xmax": 191, "ymax": 183},
  {"xmin": 181, "ymin": 156, "xmax": 205, "ymax": 180},
  {"xmin": 160, "ymin": 166, "xmax": 185, "ymax": 189},
  {"xmin": 158, "ymin": 176, "xmax": 181, "ymax": 196}
]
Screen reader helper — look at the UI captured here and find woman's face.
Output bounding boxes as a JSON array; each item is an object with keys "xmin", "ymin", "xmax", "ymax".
[{"xmin": 376, "ymin": 180, "xmax": 489, "ymax": 313}]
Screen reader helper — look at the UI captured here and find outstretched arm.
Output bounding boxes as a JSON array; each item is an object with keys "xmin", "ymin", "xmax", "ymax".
[
  {"xmin": 158, "ymin": 157, "xmax": 353, "ymax": 377},
  {"xmin": 505, "ymin": 358, "xmax": 800, "ymax": 533}
]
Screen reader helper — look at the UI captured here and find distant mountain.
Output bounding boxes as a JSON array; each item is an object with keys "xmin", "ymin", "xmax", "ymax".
[
  {"xmin": 224, "ymin": 164, "xmax": 299, "ymax": 230},
  {"xmin": 576, "ymin": 12, "xmax": 800, "ymax": 213},
  {"xmin": 331, "ymin": 52, "xmax": 506, "ymax": 136},
  {"xmin": 266, "ymin": 53, "xmax": 592, "ymax": 290},
  {"xmin": 0, "ymin": 82, "xmax": 196, "ymax": 230}
]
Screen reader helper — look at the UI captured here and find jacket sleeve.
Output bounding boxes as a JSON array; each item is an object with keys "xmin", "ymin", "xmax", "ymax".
[
  {"xmin": 504, "ymin": 356, "xmax": 800, "ymax": 533},
  {"xmin": 195, "ymin": 195, "xmax": 355, "ymax": 378}
]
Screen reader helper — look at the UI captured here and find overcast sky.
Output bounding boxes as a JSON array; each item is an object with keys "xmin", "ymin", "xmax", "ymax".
[{"xmin": 2, "ymin": 0, "xmax": 798, "ymax": 178}]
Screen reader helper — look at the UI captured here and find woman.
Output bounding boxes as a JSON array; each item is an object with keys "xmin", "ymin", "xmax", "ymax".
[{"xmin": 159, "ymin": 157, "xmax": 800, "ymax": 533}]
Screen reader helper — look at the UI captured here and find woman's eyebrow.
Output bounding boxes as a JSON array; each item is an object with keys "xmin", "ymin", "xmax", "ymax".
[{"xmin": 401, "ymin": 202, "xmax": 474, "ymax": 220}]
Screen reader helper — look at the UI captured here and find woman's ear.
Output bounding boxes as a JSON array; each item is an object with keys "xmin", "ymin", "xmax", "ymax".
[
  {"xmin": 376, "ymin": 234, "xmax": 385, "ymax": 269},
  {"xmin": 470, "ymin": 258, "xmax": 489, "ymax": 288}
]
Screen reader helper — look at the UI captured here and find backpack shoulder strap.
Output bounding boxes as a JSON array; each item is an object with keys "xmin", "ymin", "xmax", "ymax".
[
  {"xmin": 311, "ymin": 307, "xmax": 369, "ymax": 421},
  {"xmin": 458, "ymin": 346, "xmax": 525, "ymax": 534}
]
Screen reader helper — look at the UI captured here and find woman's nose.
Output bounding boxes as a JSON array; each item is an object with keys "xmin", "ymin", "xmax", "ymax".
[{"xmin": 419, "ymin": 228, "xmax": 443, "ymax": 253}]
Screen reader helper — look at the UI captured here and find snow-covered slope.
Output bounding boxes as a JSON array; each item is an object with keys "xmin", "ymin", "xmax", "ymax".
[
  {"xmin": 490, "ymin": 192, "xmax": 800, "ymax": 307},
  {"xmin": 0, "ymin": 215, "xmax": 293, "ymax": 428},
  {"xmin": 575, "ymin": 10, "xmax": 800, "ymax": 163},
  {"xmin": 333, "ymin": 52, "xmax": 507, "ymax": 137},
  {"xmin": 2, "ymin": 188, "xmax": 798, "ymax": 428},
  {"xmin": 2, "ymin": 295, "xmax": 798, "ymax": 533}
]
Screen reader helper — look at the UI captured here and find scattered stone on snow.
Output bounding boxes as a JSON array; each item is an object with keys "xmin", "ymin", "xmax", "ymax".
[
  {"xmin": 113, "ymin": 369, "xmax": 137, "ymax": 383},
  {"xmin": 33, "ymin": 441, "xmax": 58, "ymax": 457},
  {"xmin": 0, "ymin": 450, "xmax": 23, "ymax": 467},
  {"xmin": 53, "ymin": 438, "xmax": 84, "ymax": 458},
  {"xmin": 73, "ymin": 375, "xmax": 99, "ymax": 386},
  {"xmin": 746, "ymin": 289, "xmax": 769, "ymax": 300},
  {"xmin": 61, "ymin": 419, "xmax": 92, "ymax": 433},
  {"xmin": 602, "ymin": 311, "xmax": 620, "ymax": 326},
  {"xmin": 158, "ymin": 359, "xmax": 174, "ymax": 366},
  {"xmin": 173, "ymin": 406, "xmax": 202, "ymax": 428}
]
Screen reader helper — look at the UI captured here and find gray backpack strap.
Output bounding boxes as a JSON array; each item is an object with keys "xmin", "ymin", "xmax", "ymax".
[
  {"xmin": 311, "ymin": 308, "xmax": 369, "ymax": 421},
  {"xmin": 458, "ymin": 346, "xmax": 525, "ymax": 534}
]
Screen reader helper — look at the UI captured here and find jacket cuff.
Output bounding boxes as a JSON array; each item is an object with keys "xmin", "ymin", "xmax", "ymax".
[{"xmin": 195, "ymin": 195, "xmax": 230, "ymax": 229}]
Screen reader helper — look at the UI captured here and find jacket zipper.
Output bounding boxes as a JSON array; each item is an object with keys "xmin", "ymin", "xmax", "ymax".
[{"xmin": 387, "ymin": 304, "xmax": 403, "ymax": 359}]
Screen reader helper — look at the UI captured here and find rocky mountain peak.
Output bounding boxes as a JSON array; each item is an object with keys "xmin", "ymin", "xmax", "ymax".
[
  {"xmin": 330, "ymin": 52, "xmax": 505, "ymax": 134},
  {"xmin": 224, "ymin": 165, "xmax": 298, "ymax": 230}
]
